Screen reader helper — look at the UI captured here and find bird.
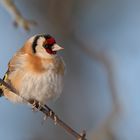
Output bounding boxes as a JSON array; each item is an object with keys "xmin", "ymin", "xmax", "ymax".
[{"xmin": 0, "ymin": 34, "xmax": 65, "ymax": 107}]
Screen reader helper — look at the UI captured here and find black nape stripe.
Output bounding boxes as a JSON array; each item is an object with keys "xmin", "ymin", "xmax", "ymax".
[
  {"xmin": 43, "ymin": 34, "xmax": 52, "ymax": 39},
  {"xmin": 32, "ymin": 35, "xmax": 40, "ymax": 53},
  {"xmin": 32, "ymin": 34, "xmax": 52, "ymax": 53}
]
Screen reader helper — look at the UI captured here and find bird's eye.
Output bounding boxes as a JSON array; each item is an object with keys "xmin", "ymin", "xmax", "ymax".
[
  {"xmin": 43, "ymin": 38, "xmax": 57, "ymax": 55},
  {"xmin": 44, "ymin": 44, "xmax": 48, "ymax": 48},
  {"xmin": 43, "ymin": 39, "xmax": 55, "ymax": 49},
  {"xmin": 43, "ymin": 43, "xmax": 50, "ymax": 49},
  {"xmin": 43, "ymin": 41, "xmax": 48, "ymax": 48}
]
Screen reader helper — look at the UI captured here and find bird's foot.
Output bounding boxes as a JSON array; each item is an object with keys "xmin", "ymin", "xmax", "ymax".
[
  {"xmin": 43, "ymin": 114, "xmax": 48, "ymax": 121},
  {"xmin": 54, "ymin": 115, "xmax": 57, "ymax": 125},
  {"xmin": 31, "ymin": 100, "xmax": 42, "ymax": 111},
  {"xmin": 47, "ymin": 111, "xmax": 57, "ymax": 125},
  {"xmin": 42, "ymin": 111, "xmax": 52, "ymax": 122}
]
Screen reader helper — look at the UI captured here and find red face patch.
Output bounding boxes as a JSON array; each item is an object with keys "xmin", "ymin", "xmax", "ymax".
[
  {"xmin": 47, "ymin": 37, "xmax": 56, "ymax": 45},
  {"xmin": 43, "ymin": 37, "xmax": 56, "ymax": 55},
  {"xmin": 45, "ymin": 48, "xmax": 56, "ymax": 55}
]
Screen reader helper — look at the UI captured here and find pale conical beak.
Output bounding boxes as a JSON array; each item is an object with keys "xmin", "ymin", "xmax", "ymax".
[{"xmin": 52, "ymin": 44, "xmax": 64, "ymax": 51}]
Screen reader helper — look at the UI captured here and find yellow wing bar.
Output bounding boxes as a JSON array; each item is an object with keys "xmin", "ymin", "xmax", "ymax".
[{"xmin": 0, "ymin": 73, "xmax": 8, "ymax": 89}]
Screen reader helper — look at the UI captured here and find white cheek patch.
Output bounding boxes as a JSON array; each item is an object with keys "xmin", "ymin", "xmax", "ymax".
[
  {"xmin": 36, "ymin": 45, "xmax": 45, "ymax": 52},
  {"xmin": 35, "ymin": 45, "xmax": 53, "ymax": 58},
  {"xmin": 35, "ymin": 37, "xmax": 51, "ymax": 58},
  {"xmin": 36, "ymin": 45, "xmax": 46, "ymax": 54},
  {"xmin": 37, "ymin": 37, "xmax": 46, "ymax": 46}
]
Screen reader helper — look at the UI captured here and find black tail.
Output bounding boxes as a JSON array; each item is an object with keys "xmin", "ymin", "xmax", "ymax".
[
  {"xmin": 0, "ymin": 71, "xmax": 9, "ymax": 97},
  {"xmin": 0, "ymin": 88, "xmax": 3, "ymax": 97},
  {"xmin": 0, "ymin": 78, "xmax": 4, "ymax": 97}
]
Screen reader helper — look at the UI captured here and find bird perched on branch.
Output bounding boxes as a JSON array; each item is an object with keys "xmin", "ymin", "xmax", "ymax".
[{"xmin": 0, "ymin": 34, "xmax": 65, "ymax": 107}]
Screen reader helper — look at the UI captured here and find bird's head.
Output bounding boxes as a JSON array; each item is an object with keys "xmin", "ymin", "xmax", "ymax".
[{"xmin": 26, "ymin": 34, "xmax": 64, "ymax": 58}]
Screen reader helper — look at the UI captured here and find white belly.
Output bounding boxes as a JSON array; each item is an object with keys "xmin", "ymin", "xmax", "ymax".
[{"xmin": 20, "ymin": 71, "xmax": 64, "ymax": 104}]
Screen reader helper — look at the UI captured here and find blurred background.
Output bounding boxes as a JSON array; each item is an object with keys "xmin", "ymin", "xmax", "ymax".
[{"xmin": 0, "ymin": 0, "xmax": 140, "ymax": 140}]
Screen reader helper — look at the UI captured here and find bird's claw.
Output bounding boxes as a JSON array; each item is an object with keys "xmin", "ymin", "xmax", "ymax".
[
  {"xmin": 54, "ymin": 115, "xmax": 57, "ymax": 125},
  {"xmin": 43, "ymin": 114, "xmax": 48, "ymax": 121},
  {"xmin": 49, "ymin": 110, "xmax": 53, "ymax": 117},
  {"xmin": 47, "ymin": 111, "xmax": 57, "ymax": 125},
  {"xmin": 31, "ymin": 100, "xmax": 42, "ymax": 111},
  {"xmin": 78, "ymin": 130, "xmax": 86, "ymax": 140}
]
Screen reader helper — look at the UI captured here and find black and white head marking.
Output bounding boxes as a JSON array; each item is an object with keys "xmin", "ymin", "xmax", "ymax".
[{"xmin": 32, "ymin": 34, "xmax": 53, "ymax": 53}]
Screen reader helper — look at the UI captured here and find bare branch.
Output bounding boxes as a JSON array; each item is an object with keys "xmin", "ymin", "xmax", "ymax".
[
  {"xmin": 0, "ymin": 78, "xmax": 86, "ymax": 140},
  {"xmin": 0, "ymin": 0, "xmax": 37, "ymax": 31}
]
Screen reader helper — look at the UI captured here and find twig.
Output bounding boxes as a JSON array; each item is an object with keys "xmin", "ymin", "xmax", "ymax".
[
  {"xmin": 0, "ymin": 0, "xmax": 37, "ymax": 31},
  {"xmin": 0, "ymin": 78, "xmax": 86, "ymax": 140}
]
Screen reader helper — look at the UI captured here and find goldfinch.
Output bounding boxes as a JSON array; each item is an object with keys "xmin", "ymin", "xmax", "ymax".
[{"xmin": 0, "ymin": 34, "xmax": 65, "ymax": 106}]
